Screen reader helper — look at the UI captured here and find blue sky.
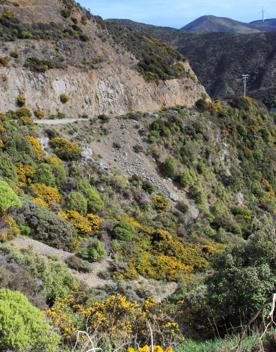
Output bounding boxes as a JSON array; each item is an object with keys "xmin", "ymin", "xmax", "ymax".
[{"xmin": 79, "ymin": 0, "xmax": 276, "ymax": 28}]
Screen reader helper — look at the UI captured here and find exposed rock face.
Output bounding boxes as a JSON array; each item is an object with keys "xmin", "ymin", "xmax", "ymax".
[
  {"xmin": 0, "ymin": 0, "xmax": 208, "ymax": 117},
  {"xmin": 0, "ymin": 63, "xmax": 207, "ymax": 117}
]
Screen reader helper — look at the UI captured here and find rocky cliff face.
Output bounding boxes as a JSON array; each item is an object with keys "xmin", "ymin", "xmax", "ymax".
[
  {"xmin": 0, "ymin": 0, "xmax": 208, "ymax": 117},
  {"xmin": 0, "ymin": 63, "xmax": 206, "ymax": 117}
]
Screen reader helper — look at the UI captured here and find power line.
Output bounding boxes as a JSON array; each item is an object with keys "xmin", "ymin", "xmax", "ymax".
[
  {"xmin": 242, "ymin": 74, "xmax": 250, "ymax": 97},
  {"xmin": 262, "ymin": 8, "xmax": 265, "ymax": 22}
]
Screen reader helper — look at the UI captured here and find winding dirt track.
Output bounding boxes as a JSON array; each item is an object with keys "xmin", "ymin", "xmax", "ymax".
[
  {"xmin": 10, "ymin": 236, "xmax": 112, "ymax": 289},
  {"xmin": 34, "ymin": 118, "xmax": 88, "ymax": 125}
]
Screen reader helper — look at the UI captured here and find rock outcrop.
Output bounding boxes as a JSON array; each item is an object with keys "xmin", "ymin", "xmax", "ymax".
[{"xmin": 0, "ymin": 0, "xmax": 208, "ymax": 117}]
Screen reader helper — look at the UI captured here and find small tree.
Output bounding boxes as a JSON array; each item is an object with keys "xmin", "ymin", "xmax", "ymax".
[{"xmin": 207, "ymin": 225, "xmax": 276, "ymax": 327}]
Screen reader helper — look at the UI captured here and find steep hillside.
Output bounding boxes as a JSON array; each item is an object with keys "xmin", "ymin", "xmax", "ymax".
[
  {"xmin": 106, "ymin": 19, "xmax": 179, "ymax": 42},
  {"xmin": 0, "ymin": 97, "xmax": 275, "ymax": 350},
  {"xmin": 175, "ymin": 32, "xmax": 276, "ymax": 103},
  {"xmin": 0, "ymin": 2, "xmax": 275, "ymax": 351},
  {"xmin": 110, "ymin": 19, "xmax": 276, "ymax": 106},
  {"xmin": 181, "ymin": 15, "xmax": 260, "ymax": 33},
  {"xmin": 0, "ymin": 0, "xmax": 207, "ymax": 118}
]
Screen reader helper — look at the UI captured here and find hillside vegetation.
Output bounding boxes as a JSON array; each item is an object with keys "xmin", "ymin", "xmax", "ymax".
[
  {"xmin": 0, "ymin": 96, "xmax": 275, "ymax": 351},
  {"xmin": 0, "ymin": 1, "xmax": 275, "ymax": 351}
]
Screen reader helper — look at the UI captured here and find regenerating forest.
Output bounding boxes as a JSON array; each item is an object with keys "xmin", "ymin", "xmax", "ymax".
[{"xmin": 0, "ymin": 1, "xmax": 275, "ymax": 352}]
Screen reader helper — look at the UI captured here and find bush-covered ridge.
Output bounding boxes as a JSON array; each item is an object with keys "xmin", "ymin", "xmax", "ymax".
[
  {"xmin": 0, "ymin": 1, "xmax": 191, "ymax": 81},
  {"xmin": 105, "ymin": 21, "xmax": 190, "ymax": 81}
]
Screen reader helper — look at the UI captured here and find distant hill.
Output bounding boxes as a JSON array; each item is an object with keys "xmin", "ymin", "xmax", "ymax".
[
  {"xmin": 175, "ymin": 32, "xmax": 276, "ymax": 105},
  {"xmin": 181, "ymin": 15, "xmax": 260, "ymax": 33},
  {"xmin": 107, "ymin": 18, "xmax": 276, "ymax": 106},
  {"xmin": 250, "ymin": 19, "xmax": 276, "ymax": 32}
]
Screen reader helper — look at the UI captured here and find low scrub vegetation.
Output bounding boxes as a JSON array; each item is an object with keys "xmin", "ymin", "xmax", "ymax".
[{"xmin": 0, "ymin": 98, "xmax": 275, "ymax": 351}]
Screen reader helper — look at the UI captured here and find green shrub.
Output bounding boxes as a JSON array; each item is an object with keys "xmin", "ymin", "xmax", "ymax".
[
  {"xmin": 66, "ymin": 191, "xmax": 88, "ymax": 215},
  {"xmin": 0, "ymin": 180, "xmax": 21, "ymax": 213},
  {"xmin": 60, "ymin": 94, "xmax": 70, "ymax": 104},
  {"xmin": 50, "ymin": 137, "xmax": 82, "ymax": 161},
  {"xmin": 21, "ymin": 31, "xmax": 33, "ymax": 39},
  {"xmin": 61, "ymin": 9, "xmax": 71, "ymax": 18},
  {"xmin": 2, "ymin": 9, "xmax": 14, "ymax": 19},
  {"xmin": 176, "ymin": 201, "xmax": 189, "ymax": 214},
  {"xmin": 0, "ymin": 154, "xmax": 18, "ymax": 183},
  {"xmin": 5, "ymin": 131, "xmax": 35, "ymax": 163},
  {"xmin": 133, "ymin": 144, "xmax": 143, "ymax": 153},
  {"xmin": 10, "ymin": 51, "xmax": 19, "ymax": 59},
  {"xmin": 24, "ymin": 58, "xmax": 62, "ymax": 73},
  {"xmin": 34, "ymin": 109, "xmax": 45, "ymax": 119},
  {"xmin": 17, "ymin": 201, "xmax": 75, "ymax": 251},
  {"xmin": 98, "ymin": 114, "xmax": 110, "ymax": 123},
  {"xmin": 189, "ymin": 184, "xmax": 204, "ymax": 204},
  {"xmin": 78, "ymin": 239, "xmax": 107, "ymax": 262},
  {"xmin": 65, "ymin": 255, "xmax": 92, "ymax": 272},
  {"xmin": 142, "ymin": 179, "xmax": 155, "ymax": 194},
  {"xmin": 10, "ymin": 247, "xmax": 79, "ymax": 305},
  {"xmin": 195, "ymin": 98, "xmax": 209, "ymax": 112},
  {"xmin": 17, "ymin": 95, "xmax": 26, "ymax": 107},
  {"xmin": 178, "ymin": 168, "xmax": 197, "ymax": 188},
  {"xmin": 113, "ymin": 220, "xmax": 137, "ymax": 242},
  {"xmin": 77, "ymin": 179, "xmax": 104, "ymax": 212},
  {"xmin": 0, "ymin": 289, "xmax": 60, "ymax": 351},
  {"xmin": 207, "ymin": 225, "xmax": 276, "ymax": 327},
  {"xmin": 0, "ymin": 56, "xmax": 9, "ymax": 67},
  {"xmin": 160, "ymin": 157, "xmax": 177, "ymax": 179},
  {"xmin": 51, "ymin": 162, "xmax": 67, "ymax": 186},
  {"xmin": 33, "ymin": 163, "xmax": 56, "ymax": 186}
]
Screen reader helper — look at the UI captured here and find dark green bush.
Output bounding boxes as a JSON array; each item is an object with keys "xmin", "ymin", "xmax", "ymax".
[
  {"xmin": 65, "ymin": 255, "xmax": 92, "ymax": 272},
  {"xmin": 78, "ymin": 238, "xmax": 107, "ymax": 262},
  {"xmin": 33, "ymin": 163, "xmax": 56, "ymax": 186},
  {"xmin": 49, "ymin": 137, "xmax": 82, "ymax": 161},
  {"xmin": 51, "ymin": 163, "xmax": 67, "ymax": 186},
  {"xmin": 195, "ymin": 98, "xmax": 209, "ymax": 112},
  {"xmin": 4, "ymin": 131, "xmax": 35, "ymax": 163},
  {"xmin": 207, "ymin": 225, "xmax": 276, "ymax": 327},
  {"xmin": 160, "ymin": 158, "xmax": 177, "ymax": 179},
  {"xmin": 66, "ymin": 191, "xmax": 88, "ymax": 215},
  {"xmin": 176, "ymin": 201, "xmax": 189, "ymax": 214},
  {"xmin": 113, "ymin": 220, "xmax": 137, "ymax": 242},
  {"xmin": 17, "ymin": 201, "xmax": 75, "ymax": 251},
  {"xmin": 61, "ymin": 9, "xmax": 71, "ymax": 18},
  {"xmin": 142, "ymin": 180, "xmax": 155, "ymax": 194},
  {"xmin": 0, "ymin": 154, "xmax": 18, "ymax": 182},
  {"xmin": 77, "ymin": 179, "xmax": 104, "ymax": 212},
  {"xmin": 60, "ymin": 94, "xmax": 70, "ymax": 104}
]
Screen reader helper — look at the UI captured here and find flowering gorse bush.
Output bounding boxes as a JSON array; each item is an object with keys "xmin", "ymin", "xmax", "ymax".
[
  {"xmin": 48, "ymin": 294, "xmax": 179, "ymax": 348},
  {"xmin": 30, "ymin": 183, "xmax": 62, "ymax": 204}
]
